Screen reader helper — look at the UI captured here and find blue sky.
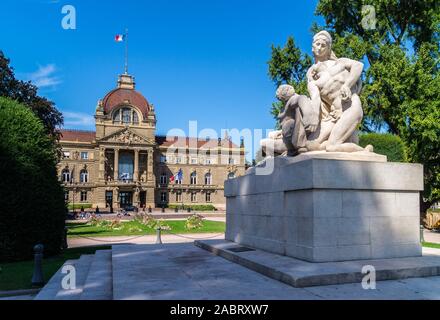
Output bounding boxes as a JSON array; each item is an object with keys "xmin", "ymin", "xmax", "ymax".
[{"xmin": 1, "ymin": 0, "xmax": 323, "ymax": 158}]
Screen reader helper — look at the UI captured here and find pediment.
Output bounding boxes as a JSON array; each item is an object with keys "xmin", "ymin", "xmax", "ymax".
[{"xmin": 99, "ymin": 128, "xmax": 155, "ymax": 145}]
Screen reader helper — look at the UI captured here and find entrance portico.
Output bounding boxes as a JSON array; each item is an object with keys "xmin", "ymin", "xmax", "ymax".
[{"xmin": 96, "ymin": 128, "xmax": 156, "ymax": 210}]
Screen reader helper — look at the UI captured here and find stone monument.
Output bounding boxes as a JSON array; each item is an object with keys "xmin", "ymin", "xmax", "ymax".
[{"xmin": 224, "ymin": 30, "xmax": 423, "ymax": 262}]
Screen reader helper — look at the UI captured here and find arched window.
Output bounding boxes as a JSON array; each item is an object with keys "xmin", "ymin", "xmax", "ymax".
[
  {"xmin": 227, "ymin": 172, "xmax": 235, "ymax": 180},
  {"xmin": 80, "ymin": 170, "xmax": 89, "ymax": 183},
  {"xmin": 113, "ymin": 107, "xmax": 140, "ymax": 125},
  {"xmin": 190, "ymin": 172, "xmax": 197, "ymax": 185},
  {"xmin": 62, "ymin": 169, "xmax": 70, "ymax": 183},
  {"xmin": 204, "ymin": 173, "xmax": 212, "ymax": 185},
  {"xmin": 113, "ymin": 109, "xmax": 121, "ymax": 123},
  {"xmin": 122, "ymin": 108, "xmax": 131, "ymax": 124}
]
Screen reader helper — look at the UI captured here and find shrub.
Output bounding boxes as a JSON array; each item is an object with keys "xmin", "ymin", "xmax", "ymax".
[
  {"xmin": 108, "ymin": 219, "xmax": 122, "ymax": 230},
  {"xmin": 168, "ymin": 204, "xmax": 217, "ymax": 211},
  {"xmin": 0, "ymin": 97, "xmax": 66, "ymax": 262},
  {"xmin": 67, "ymin": 203, "xmax": 92, "ymax": 210},
  {"xmin": 359, "ymin": 133, "xmax": 407, "ymax": 162},
  {"xmin": 134, "ymin": 212, "xmax": 155, "ymax": 228},
  {"xmin": 185, "ymin": 214, "xmax": 204, "ymax": 230}
]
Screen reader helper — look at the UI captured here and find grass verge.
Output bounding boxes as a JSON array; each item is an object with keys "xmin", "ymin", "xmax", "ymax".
[
  {"xmin": 67, "ymin": 220, "xmax": 226, "ymax": 238},
  {"xmin": 422, "ymin": 242, "xmax": 440, "ymax": 249},
  {"xmin": 0, "ymin": 246, "xmax": 110, "ymax": 291}
]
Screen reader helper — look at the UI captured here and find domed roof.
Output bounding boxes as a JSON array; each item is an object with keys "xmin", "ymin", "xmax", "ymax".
[
  {"xmin": 102, "ymin": 88, "xmax": 150, "ymax": 119},
  {"xmin": 101, "ymin": 73, "xmax": 151, "ymax": 120}
]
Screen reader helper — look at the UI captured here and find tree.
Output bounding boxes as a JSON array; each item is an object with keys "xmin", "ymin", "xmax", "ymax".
[
  {"xmin": 0, "ymin": 97, "xmax": 66, "ymax": 262},
  {"xmin": 0, "ymin": 51, "xmax": 63, "ymax": 139},
  {"xmin": 267, "ymin": 36, "xmax": 312, "ymax": 122},
  {"xmin": 267, "ymin": 0, "xmax": 440, "ymax": 215}
]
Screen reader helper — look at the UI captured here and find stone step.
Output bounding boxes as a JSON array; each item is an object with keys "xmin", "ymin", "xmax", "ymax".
[
  {"xmin": 34, "ymin": 259, "xmax": 78, "ymax": 300},
  {"xmin": 34, "ymin": 254, "xmax": 94, "ymax": 300},
  {"xmin": 80, "ymin": 250, "xmax": 113, "ymax": 300}
]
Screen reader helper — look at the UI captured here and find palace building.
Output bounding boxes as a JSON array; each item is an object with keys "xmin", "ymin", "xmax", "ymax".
[{"xmin": 58, "ymin": 73, "xmax": 246, "ymax": 210}]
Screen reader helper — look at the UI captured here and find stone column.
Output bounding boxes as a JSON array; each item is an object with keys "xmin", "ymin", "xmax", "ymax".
[
  {"xmin": 98, "ymin": 147, "xmax": 105, "ymax": 181},
  {"xmin": 146, "ymin": 148, "xmax": 156, "ymax": 207},
  {"xmin": 147, "ymin": 149, "xmax": 154, "ymax": 182},
  {"xmin": 134, "ymin": 149, "xmax": 139, "ymax": 182},
  {"xmin": 114, "ymin": 148, "xmax": 119, "ymax": 181},
  {"xmin": 113, "ymin": 187, "xmax": 119, "ymax": 210}
]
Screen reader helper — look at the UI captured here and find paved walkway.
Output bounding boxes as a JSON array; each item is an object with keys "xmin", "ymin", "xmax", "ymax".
[
  {"xmin": 425, "ymin": 230, "xmax": 440, "ymax": 243},
  {"xmin": 112, "ymin": 243, "xmax": 440, "ymax": 300},
  {"xmin": 5, "ymin": 244, "xmax": 440, "ymax": 300}
]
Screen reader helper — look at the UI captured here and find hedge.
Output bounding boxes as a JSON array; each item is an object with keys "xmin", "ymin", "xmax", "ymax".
[
  {"xmin": 67, "ymin": 203, "xmax": 93, "ymax": 210},
  {"xmin": 359, "ymin": 133, "xmax": 407, "ymax": 162},
  {"xmin": 167, "ymin": 204, "xmax": 217, "ymax": 211},
  {"xmin": 0, "ymin": 97, "xmax": 66, "ymax": 262}
]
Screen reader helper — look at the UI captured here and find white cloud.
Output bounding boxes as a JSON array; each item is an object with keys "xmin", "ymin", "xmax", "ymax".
[
  {"xmin": 63, "ymin": 111, "xmax": 95, "ymax": 127},
  {"xmin": 25, "ymin": 64, "xmax": 62, "ymax": 89}
]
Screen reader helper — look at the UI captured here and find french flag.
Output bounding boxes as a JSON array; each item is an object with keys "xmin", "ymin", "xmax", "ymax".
[
  {"xmin": 115, "ymin": 34, "xmax": 125, "ymax": 42},
  {"xmin": 170, "ymin": 169, "xmax": 183, "ymax": 183}
]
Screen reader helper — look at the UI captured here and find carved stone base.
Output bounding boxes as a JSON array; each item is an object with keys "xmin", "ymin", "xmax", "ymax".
[{"xmin": 225, "ymin": 156, "xmax": 423, "ymax": 262}]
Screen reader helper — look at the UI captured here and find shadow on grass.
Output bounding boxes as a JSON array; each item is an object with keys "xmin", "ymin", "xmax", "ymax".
[{"xmin": 0, "ymin": 246, "xmax": 111, "ymax": 291}]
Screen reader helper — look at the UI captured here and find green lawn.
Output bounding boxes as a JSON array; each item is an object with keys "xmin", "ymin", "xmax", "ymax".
[
  {"xmin": 422, "ymin": 242, "xmax": 440, "ymax": 249},
  {"xmin": 67, "ymin": 220, "xmax": 226, "ymax": 238},
  {"xmin": 0, "ymin": 246, "xmax": 110, "ymax": 291}
]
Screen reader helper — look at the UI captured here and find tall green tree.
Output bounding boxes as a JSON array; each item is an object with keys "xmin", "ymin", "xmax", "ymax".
[
  {"xmin": 267, "ymin": 36, "xmax": 312, "ymax": 121},
  {"xmin": 0, "ymin": 97, "xmax": 66, "ymax": 262},
  {"xmin": 0, "ymin": 51, "xmax": 63, "ymax": 139},
  {"xmin": 267, "ymin": 0, "xmax": 440, "ymax": 214}
]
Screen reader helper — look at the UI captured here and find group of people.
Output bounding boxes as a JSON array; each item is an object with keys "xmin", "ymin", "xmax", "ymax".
[{"xmin": 261, "ymin": 30, "xmax": 373, "ymax": 159}]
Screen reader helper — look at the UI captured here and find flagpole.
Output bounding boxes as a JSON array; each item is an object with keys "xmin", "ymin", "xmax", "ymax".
[{"xmin": 124, "ymin": 28, "xmax": 128, "ymax": 74}]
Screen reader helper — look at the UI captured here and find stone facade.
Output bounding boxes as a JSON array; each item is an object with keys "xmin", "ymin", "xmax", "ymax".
[{"xmin": 58, "ymin": 73, "xmax": 245, "ymax": 210}]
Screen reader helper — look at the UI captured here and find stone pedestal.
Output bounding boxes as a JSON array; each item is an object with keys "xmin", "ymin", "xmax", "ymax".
[{"xmin": 224, "ymin": 152, "xmax": 423, "ymax": 262}]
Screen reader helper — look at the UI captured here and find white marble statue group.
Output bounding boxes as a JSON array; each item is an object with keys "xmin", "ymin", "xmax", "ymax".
[{"xmin": 261, "ymin": 30, "xmax": 373, "ymax": 157}]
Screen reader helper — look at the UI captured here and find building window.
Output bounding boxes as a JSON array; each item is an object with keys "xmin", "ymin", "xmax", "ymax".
[
  {"xmin": 160, "ymin": 174, "xmax": 167, "ymax": 185},
  {"xmin": 190, "ymin": 172, "xmax": 197, "ymax": 185},
  {"xmin": 80, "ymin": 170, "xmax": 89, "ymax": 183},
  {"xmin": 205, "ymin": 192, "xmax": 211, "ymax": 203},
  {"xmin": 62, "ymin": 169, "xmax": 70, "ymax": 183},
  {"xmin": 205, "ymin": 158, "xmax": 211, "ymax": 165},
  {"xmin": 191, "ymin": 158, "xmax": 197, "ymax": 164},
  {"xmin": 80, "ymin": 191, "xmax": 87, "ymax": 202},
  {"xmin": 176, "ymin": 156, "xmax": 182, "ymax": 164},
  {"xmin": 81, "ymin": 152, "xmax": 88, "ymax": 160},
  {"xmin": 63, "ymin": 151, "xmax": 70, "ymax": 159},
  {"xmin": 204, "ymin": 173, "xmax": 212, "ymax": 185},
  {"xmin": 228, "ymin": 158, "xmax": 235, "ymax": 165},
  {"xmin": 176, "ymin": 191, "xmax": 182, "ymax": 202},
  {"xmin": 122, "ymin": 108, "xmax": 131, "ymax": 124},
  {"xmin": 160, "ymin": 155, "xmax": 167, "ymax": 163},
  {"xmin": 228, "ymin": 172, "xmax": 235, "ymax": 180},
  {"xmin": 64, "ymin": 191, "xmax": 69, "ymax": 202},
  {"xmin": 113, "ymin": 109, "xmax": 121, "ymax": 123},
  {"xmin": 160, "ymin": 192, "xmax": 167, "ymax": 203},
  {"xmin": 191, "ymin": 192, "xmax": 197, "ymax": 202},
  {"xmin": 133, "ymin": 112, "xmax": 139, "ymax": 124}
]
